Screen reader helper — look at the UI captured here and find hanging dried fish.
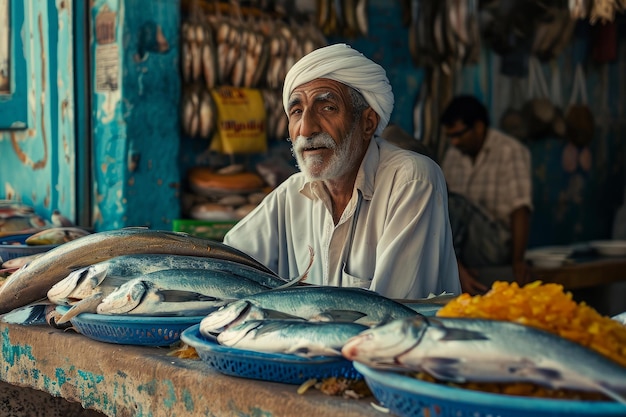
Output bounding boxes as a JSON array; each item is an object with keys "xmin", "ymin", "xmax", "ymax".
[
  {"xmin": 181, "ymin": 86, "xmax": 201, "ymax": 139},
  {"xmin": 190, "ymin": 26, "xmax": 203, "ymax": 82},
  {"xmin": 464, "ymin": 0, "xmax": 481, "ymax": 65},
  {"xmin": 201, "ymin": 23, "xmax": 218, "ymax": 89},
  {"xmin": 198, "ymin": 88, "xmax": 217, "ymax": 140},
  {"xmin": 317, "ymin": 0, "xmax": 331, "ymax": 28},
  {"xmin": 231, "ymin": 28, "xmax": 249, "ymax": 87},
  {"xmin": 355, "ymin": 0, "xmax": 369, "ymax": 36},
  {"xmin": 181, "ymin": 22, "xmax": 193, "ymax": 83},
  {"xmin": 589, "ymin": 0, "xmax": 619, "ymax": 24},
  {"xmin": 214, "ymin": 19, "xmax": 233, "ymax": 85},
  {"xmin": 569, "ymin": 0, "xmax": 589, "ymax": 19}
]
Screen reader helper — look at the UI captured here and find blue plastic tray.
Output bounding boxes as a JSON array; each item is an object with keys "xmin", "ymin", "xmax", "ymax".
[
  {"xmin": 0, "ymin": 233, "xmax": 57, "ymax": 262},
  {"xmin": 181, "ymin": 324, "xmax": 361, "ymax": 384},
  {"xmin": 354, "ymin": 362, "xmax": 626, "ymax": 417},
  {"xmin": 57, "ymin": 306, "xmax": 203, "ymax": 347}
]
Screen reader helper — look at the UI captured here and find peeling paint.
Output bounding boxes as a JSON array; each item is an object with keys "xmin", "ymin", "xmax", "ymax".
[
  {"xmin": 181, "ymin": 388, "xmax": 194, "ymax": 412},
  {"xmin": 0, "ymin": 0, "xmax": 76, "ymax": 223},
  {"xmin": 55, "ymin": 367, "xmax": 70, "ymax": 386},
  {"xmin": 161, "ymin": 380, "xmax": 177, "ymax": 409},
  {"xmin": 137, "ymin": 379, "xmax": 157, "ymax": 396},
  {"xmin": 1, "ymin": 328, "xmax": 36, "ymax": 368}
]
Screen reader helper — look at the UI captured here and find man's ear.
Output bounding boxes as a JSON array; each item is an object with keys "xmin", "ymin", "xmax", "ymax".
[
  {"xmin": 362, "ymin": 107, "xmax": 380, "ymax": 140},
  {"xmin": 475, "ymin": 120, "xmax": 486, "ymax": 137}
]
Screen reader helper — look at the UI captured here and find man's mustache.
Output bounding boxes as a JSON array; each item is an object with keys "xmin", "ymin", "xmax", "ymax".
[{"xmin": 292, "ymin": 134, "xmax": 336, "ymax": 153}]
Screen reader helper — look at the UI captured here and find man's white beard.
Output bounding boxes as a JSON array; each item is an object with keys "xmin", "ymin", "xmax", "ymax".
[{"xmin": 292, "ymin": 125, "xmax": 361, "ymax": 181}]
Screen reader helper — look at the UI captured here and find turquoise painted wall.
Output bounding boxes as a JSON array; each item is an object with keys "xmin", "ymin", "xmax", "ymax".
[
  {"xmin": 0, "ymin": 0, "xmax": 76, "ymax": 224},
  {"xmin": 91, "ymin": 0, "xmax": 181, "ymax": 231}
]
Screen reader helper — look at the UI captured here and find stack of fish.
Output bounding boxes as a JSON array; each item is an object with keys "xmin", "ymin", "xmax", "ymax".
[
  {"xmin": 1, "ymin": 227, "xmax": 93, "ymax": 275},
  {"xmin": 198, "ymin": 286, "xmax": 420, "ymax": 357},
  {"xmin": 0, "ymin": 201, "xmax": 92, "ymax": 275},
  {"xmin": 46, "ymin": 252, "xmax": 296, "ymax": 323},
  {"xmin": 0, "ymin": 228, "xmax": 295, "ymax": 319}
]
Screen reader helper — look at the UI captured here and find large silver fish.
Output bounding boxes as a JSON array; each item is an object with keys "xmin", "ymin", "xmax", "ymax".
[
  {"xmin": 0, "ymin": 228, "xmax": 277, "ymax": 314},
  {"xmin": 342, "ymin": 315, "xmax": 626, "ymax": 403},
  {"xmin": 199, "ymin": 286, "xmax": 417, "ymax": 334},
  {"xmin": 217, "ymin": 319, "xmax": 369, "ymax": 357},
  {"xmin": 49, "ymin": 254, "xmax": 295, "ymax": 324},
  {"xmin": 48, "ymin": 253, "xmax": 289, "ymax": 306},
  {"xmin": 96, "ymin": 268, "xmax": 272, "ymax": 316}
]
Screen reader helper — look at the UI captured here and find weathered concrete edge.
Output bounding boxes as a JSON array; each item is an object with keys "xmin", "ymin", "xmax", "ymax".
[{"xmin": 0, "ymin": 322, "xmax": 382, "ymax": 417}]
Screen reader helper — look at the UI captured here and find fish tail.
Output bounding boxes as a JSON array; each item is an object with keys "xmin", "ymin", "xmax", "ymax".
[
  {"xmin": 57, "ymin": 293, "xmax": 104, "ymax": 324},
  {"xmin": 272, "ymin": 246, "xmax": 315, "ymax": 290}
]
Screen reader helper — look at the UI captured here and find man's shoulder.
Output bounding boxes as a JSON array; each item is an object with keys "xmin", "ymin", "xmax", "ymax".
[
  {"xmin": 489, "ymin": 129, "xmax": 529, "ymax": 152},
  {"xmin": 485, "ymin": 129, "xmax": 530, "ymax": 162},
  {"xmin": 377, "ymin": 138, "xmax": 444, "ymax": 181}
]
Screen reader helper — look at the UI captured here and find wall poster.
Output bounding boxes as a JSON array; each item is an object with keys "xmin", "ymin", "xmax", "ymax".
[{"xmin": 0, "ymin": 0, "xmax": 9, "ymax": 94}]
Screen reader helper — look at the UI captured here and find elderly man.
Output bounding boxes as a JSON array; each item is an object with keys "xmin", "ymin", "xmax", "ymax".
[{"xmin": 224, "ymin": 44, "xmax": 460, "ymax": 299}]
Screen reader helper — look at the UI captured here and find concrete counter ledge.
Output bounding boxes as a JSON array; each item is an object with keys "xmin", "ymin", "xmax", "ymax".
[{"xmin": 0, "ymin": 321, "xmax": 383, "ymax": 417}]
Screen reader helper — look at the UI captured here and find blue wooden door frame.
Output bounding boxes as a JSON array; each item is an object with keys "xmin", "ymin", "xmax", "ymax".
[{"xmin": 0, "ymin": 0, "xmax": 28, "ymax": 129}]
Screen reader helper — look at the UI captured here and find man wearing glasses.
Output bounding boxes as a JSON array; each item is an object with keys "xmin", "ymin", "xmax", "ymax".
[{"xmin": 440, "ymin": 95, "xmax": 533, "ymax": 294}]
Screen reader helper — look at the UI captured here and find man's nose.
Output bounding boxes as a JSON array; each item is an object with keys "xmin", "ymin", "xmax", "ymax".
[{"xmin": 298, "ymin": 110, "xmax": 320, "ymax": 138}]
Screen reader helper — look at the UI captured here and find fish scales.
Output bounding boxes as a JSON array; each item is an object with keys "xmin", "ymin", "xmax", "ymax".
[
  {"xmin": 217, "ymin": 319, "xmax": 369, "ymax": 357},
  {"xmin": 96, "ymin": 268, "xmax": 272, "ymax": 316},
  {"xmin": 65, "ymin": 253, "xmax": 288, "ymax": 292},
  {"xmin": 49, "ymin": 252, "xmax": 289, "ymax": 309},
  {"xmin": 0, "ymin": 228, "xmax": 277, "ymax": 314},
  {"xmin": 228, "ymin": 286, "xmax": 416, "ymax": 325}
]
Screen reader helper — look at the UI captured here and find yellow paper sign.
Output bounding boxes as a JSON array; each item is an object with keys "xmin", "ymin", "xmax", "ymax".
[{"xmin": 209, "ymin": 86, "xmax": 267, "ymax": 155}]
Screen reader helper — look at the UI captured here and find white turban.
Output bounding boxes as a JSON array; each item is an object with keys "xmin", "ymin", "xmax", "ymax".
[{"xmin": 283, "ymin": 43, "xmax": 394, "ymax": 135}]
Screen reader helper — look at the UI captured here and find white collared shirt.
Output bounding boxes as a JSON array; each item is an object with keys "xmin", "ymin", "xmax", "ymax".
[{"xmin": 224, "ymin": 136, "xmax": 461, "ymax": 299}]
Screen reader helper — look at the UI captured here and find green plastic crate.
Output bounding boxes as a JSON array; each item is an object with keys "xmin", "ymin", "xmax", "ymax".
[{"xmin": 172, "ymin": 219, "xmax": 238, "ymax": 241}]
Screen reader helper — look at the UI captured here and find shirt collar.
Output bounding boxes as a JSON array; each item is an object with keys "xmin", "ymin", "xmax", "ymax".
[{"xmin": 299, "ymin": 136, "xmax": 380, "ymax": 201}]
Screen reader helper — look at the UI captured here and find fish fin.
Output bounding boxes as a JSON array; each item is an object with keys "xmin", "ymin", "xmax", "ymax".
[
  {"xmin": 1, "ymin": 304, "xmax": 49, "ymax": 325},
  {"xmin": 157, "ymin": 289, "xmax": 219, "ymax": 302},
  {"xmin": 595, "ymin": 383, "xmax": 626, "ymax": 406},
  {"xmin": 311, "ymin": 310, "xmax": 367, "ymax": 322},
  {"xmin": 370, "ymin": 313, "xmax": 399, "ymax": 327},
  {"xmin": 57, "ymin": 293, "xmax": 104, "ymax": 324},
  {"xmin": 259, "ymin": 309, "xmax": 305, "ymax": 320},
  {"xmin": 272, "ymin": 246, "xmax": 315, "ymax": 290},
  {"xmin": 441, "ymin": 328, "xmax": 490, "ymax": 341},
  {"xmin": 421, "ymin": 357, "xmax": 468, "ymax": 383}
]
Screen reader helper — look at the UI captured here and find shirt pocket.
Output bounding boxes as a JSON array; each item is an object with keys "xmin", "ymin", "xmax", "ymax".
[{"xmin": 341, "ymin": 265, "xmax": 372, "ymax": 289}]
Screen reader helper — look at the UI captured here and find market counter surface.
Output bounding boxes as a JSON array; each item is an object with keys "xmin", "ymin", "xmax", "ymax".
[{"xmin": 0, "ymin": 320, "xmax": 382, "ymax": 417}]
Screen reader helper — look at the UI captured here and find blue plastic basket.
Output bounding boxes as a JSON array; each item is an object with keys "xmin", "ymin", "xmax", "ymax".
[
  {"xmin": 181, "ymin": 324, "xmax": 362, "ymax": 384},
  {"xmin": 0, "ymin": 233, "xmax": 57, "ymax": 263},
  {"xmin": 354, "ymin": 362, "xmax": 626, "ymax": 417},
  {"xmin": 57, "ymin": 306, "xmax": 203, "ymax": 347}
]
